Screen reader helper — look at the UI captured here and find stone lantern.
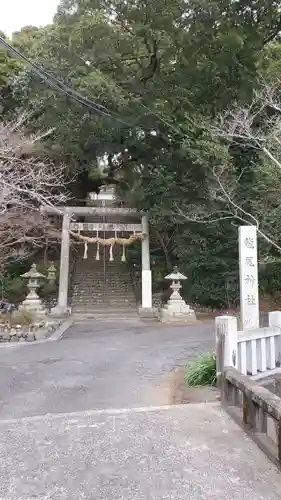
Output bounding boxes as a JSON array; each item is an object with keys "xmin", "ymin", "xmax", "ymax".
[
  {"xmin": 20, "ymin": 263, "xmax": 46, "ymax": 316},
  {"xmin": 47, "ymin": 262, "xmax": 56, "ymax": 285},
  {"xmin": 160, "ymin": 266, "xmax": 197, "ymax": 323}
]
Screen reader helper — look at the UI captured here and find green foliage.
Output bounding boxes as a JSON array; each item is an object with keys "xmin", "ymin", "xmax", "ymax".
[
  {"xmin": 2, "ymin": 0, "xmax": 281, "ymax": 308},
  {"xmin": 8, "ymin": 309, "xmax": 35, "ymax": 326},
  {"xmin": 260, "ymin": 262, "xmax": 281, "ymax": 296},
  {"xmin": 175, "ymin": 222, "xmax": 240, "ymax": 308},
  {"xmin": 185, "ymin": 353, "xmax": 217, "ymax": 387},
  {"xmin": 0, "ymin": 259, "xmax": 30, "ymax": 303},
  {"xmin": 5, "ymin": 259, "xmax": 31, "ymax": 277},
  {"xmin": 39, "ymin": 280, "xmax": 58, "ymax": 301},
  {"xmin": 0, "ymin": 42, "xmax": 21, "ymax": 115},
  {"xmin": 1, "ymin": 276, "xmax": 26, "ymax": 304}
]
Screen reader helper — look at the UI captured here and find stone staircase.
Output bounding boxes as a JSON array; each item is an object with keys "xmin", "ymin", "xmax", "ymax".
[{"xmin": 70, "ymin": 245, "xmax": 139, "ymax": 319}]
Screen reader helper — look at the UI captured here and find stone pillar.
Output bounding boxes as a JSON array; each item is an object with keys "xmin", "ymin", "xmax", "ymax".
[
  {"xmin": 52, "ymin": 211, "xmax": 70, "ymax": 316},
  {"xmin": 239, "ymin": 225, "xmax": 259, "ymax": 330},
  {"xmin": 141, "ymin": 215, "xmax": 152, "ymax": 309}
]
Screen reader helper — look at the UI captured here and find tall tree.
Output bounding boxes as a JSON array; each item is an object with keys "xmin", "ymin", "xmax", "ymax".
[{"xmin": 5, "ymin": 0, "xmax": 281, "ymax": 305}]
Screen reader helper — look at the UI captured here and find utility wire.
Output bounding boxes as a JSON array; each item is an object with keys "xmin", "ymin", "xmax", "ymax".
[
  {"xmin": 0, "ymin": 37, "xmax": 108, "ymax": 113},
  {"xmin": 0, "ymin": 36, "xmax": 183, "ymax": 135},
  {"xmin": 0, "ymin": 36, "xmax": 130, "ymax": 126}
]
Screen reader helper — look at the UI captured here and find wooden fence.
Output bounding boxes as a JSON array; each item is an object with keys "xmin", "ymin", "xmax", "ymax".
[
  {"xmin": 221, "ymin": 367, "xmax": 281, "ymax": 467},
  {"xmin": 216, "ymin": 311, "xmax": 281, "ymax": 467},
  {"xmin": 216, "ymin": 312, "xmax": 281, "ymax": 377}
]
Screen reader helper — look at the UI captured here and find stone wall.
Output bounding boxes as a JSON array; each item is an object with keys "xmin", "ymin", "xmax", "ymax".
[{"xmin": 0, "ymin": 323, "xmax": 58, "ymax": 343}]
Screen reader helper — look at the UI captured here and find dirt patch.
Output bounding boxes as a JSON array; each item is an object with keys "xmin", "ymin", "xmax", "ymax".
[
  {"xmin": 196, "ymin": 312, "xmax": 217, "ymax": 322},
  {"xmin": 167, "ymin": 368, "xmax": 218, "ymax": 404},
  {"xmin": 142, "ymin": 368, "xmax": 219, "ymax": 407}
]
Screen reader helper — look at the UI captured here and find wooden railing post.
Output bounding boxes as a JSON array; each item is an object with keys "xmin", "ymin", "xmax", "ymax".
[
  {"xmin": 223, "ymin": 367, "xmax": 281, "ymax": 467},
  {"xmin": 243, "ymin": 393, "xmax": 256, "ymax": 430},
  {"xmin": 216, "ymin": 316, "xmax": 238, "ymax": 402},
  {"xmin": 255, "ymin": 405, "xmax": 267, "ymax": 434},
  {"xmin": 216, "ymin": 316, "xmax": 238, "ymax": 369},
  {"xmin": 269, "ymin": 311, "xmax": 281, "ymax": 368},
  {"xmin": 277, "ymin": 420, "xmax": 281, "ymax": 463},
  {"xmin": 223, "ymin": 378, "xmax": 239, "ymax": 406},
  {"xmin": 268, "ymin": 311, "xmax": 281, "ymax": 328}
]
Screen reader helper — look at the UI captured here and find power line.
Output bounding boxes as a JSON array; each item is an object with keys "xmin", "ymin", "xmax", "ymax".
[
  {"xmin": 0, "ymin": 37, "xmax": 107, "ymax": 113},
  {"xmin": 0, "ymin": 36, "xmax": 130, "ymax": 126},
  {"xmin": 0, "ymin": 36, "xmax": 184, "ymax": 136}
]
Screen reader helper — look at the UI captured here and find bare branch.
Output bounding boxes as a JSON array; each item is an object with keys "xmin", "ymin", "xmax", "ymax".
[
  {"xmin": 213, "ymin": 85, "xmax": 281, "ymax": 173},
  {"xmin": 0, "ymin": 120, "xmax": 70, "ymax": 268}
]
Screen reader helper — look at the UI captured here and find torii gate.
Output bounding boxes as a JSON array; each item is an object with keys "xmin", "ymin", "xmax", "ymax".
[{"xmin": 41, "ymin": 205, "xmax": 152, "ymax": 316}]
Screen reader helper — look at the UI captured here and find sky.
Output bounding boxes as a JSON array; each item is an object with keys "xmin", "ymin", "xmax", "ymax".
[{"xmin": 0, "ymin": 0, "xmax": 60, "ymax": 36}]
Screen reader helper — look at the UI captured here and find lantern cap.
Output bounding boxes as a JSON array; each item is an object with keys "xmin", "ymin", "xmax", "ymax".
[
  {"xmin": 21, "ymin": 263, "xmax": 45, "ymax": 279},
  {"xmin": 164, "ymin": 266, "xmax": 187, "ymax": 281}
]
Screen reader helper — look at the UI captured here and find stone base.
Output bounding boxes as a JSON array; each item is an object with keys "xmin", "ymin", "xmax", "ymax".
[
  {"xmin": 19, "ymin": 301, "xmax": 46, "ymax": 317},
  {"xmin": 160, "ymin": 300, "xmax": 197, "ymax": 324},
  {"xmin": 50, "ymin": 305, "xmax": 71, "ymax": 318},
  {"xmin": 139, "ymin": 307, "xmax": 159, "ymax": 320}
]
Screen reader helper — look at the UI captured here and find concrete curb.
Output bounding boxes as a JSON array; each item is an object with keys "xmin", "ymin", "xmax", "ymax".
[
  {"xmin": 0, "ymin": 401, "xmax": 220, "ymax": 425},
  {"xmin": 48, "ymin": 317, "xmax": 74, "ymax": 341},
  {"xmin": 0, "ymin": 316, "xmax": 74, "ymax": 349}
]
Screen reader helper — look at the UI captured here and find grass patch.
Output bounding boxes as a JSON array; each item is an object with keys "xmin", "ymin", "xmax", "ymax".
[
  {"xmin": 185, "ymin": 352, "xmax": 217, "ymax": 387},
  {"xmin": 0, "ymin": 309, "xmax": 35, "ymax": 327}
]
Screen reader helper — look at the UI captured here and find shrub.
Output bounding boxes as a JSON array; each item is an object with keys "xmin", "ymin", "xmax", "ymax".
[
  {"xmin": 2, "ymin": 275, "xmax": 26, "ymax": 303},
  {"xmin": 184, "ymin": 352, "xmax": 217, "ymax": 387},
  {"xmin": 39, "ymin": 280, "xmax": 57, "ymax": 299},
  {"xmin": 9, "ymin": 309, "xmax": 35, "ymax": 326}
]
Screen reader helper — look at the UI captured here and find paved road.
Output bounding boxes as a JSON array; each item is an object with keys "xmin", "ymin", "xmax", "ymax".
[
  {"xmin": 1, "ymin": 403, "xmax": 281, "ymax": 500},
  {"xmin": 1, "ymin": 319, "xmax": 281, "ymax": 500},
  {"xmin": 0, "ymin": 320, "xmax": 214, "ymax": 419}
]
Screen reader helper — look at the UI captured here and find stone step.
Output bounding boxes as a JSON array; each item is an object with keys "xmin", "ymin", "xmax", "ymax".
[
  {"xmin": 72, "ymin": 304, "xmax": 137, "ymax": 309},
  {"xmin": 73, "ymin": 305, "xmax": 137, "ymax": 309},
  {"xmin": 72, "ymin": 298, "xmax": 135, "ymax": 302},
  {"xmin": 73, "ymin": 267, "xmax": 131, "ymax": 271},
  {"xmin": 71, "ymin": 295, "xmax": 135, "ymax": 301},
  {"xmin": 72, "ymin": 288, "xmax": 134, "ymax": 298},
  {"xmin": 70, "ymin": 253, "xmax": 137, "ymax": 316},
  {"xmin": 73, "ymin": 280, "xmax": 132, "ymax": 283},
  {"xmin": 85, "ymin": 289, "xmax": 133, "ymax": 292},
  {"xmin": 72, "ymin": 283, "xmax": 130, "ymax": 286},
  {"xmin": 72, "ymin": 291, "xmax": 133, "ymax": 295},
  {"xmin": 72, "ymin": 279, "xmax": 131, "ymax": 284},
  {"xmin": 73, "ymin": 308, "xmax": 138, "ymax": 314},
  {"xmin": 72, "ymin": 292, "xmax": 134, "ymax": 296},
  {"xmin": 73, "ymin": 275, "xmax": 132, "ymax": 279},
  {"xmin": 72, "ymin": 281, "xmax": 132, "ymax": 285},
  {"xmin": 72, "ymin": 293, "xmax": 135, "ymax": 297},
  {"xmin": 74, "ymin": 264, "xmax": 131, "ymax": 268},
  {"xmin": 74, "ymin": 266, "xmax": 131, "ymax": 270},
  {"xmin": 73, "ymin": 270, "xmax": 131, "ymax": 274},
  {"xmin": 72, "ymin": 289, "xmax": 133, "ymax": 292},
  {"xmin": 72, "ymin": 292, "xmax": 134, "ymax": 297},
  {"xmin": 72, "ymin": 287, "xmax": 134, "ymax": 290},
  {"xmin": 72, "ymin": 276, "xmax": 132, "ymax": 281},
  {"xmin": 73, "ymin": 311, "xmax": 139, "ymax": 318},
  {"xmin": 73, "ymin": 279, "xmax": 133, "ymax": 282},
  {"xmin": 74, "ymin": 267, "xmax": 131, "ymax": 271},
  {"xmin": 72, "ymin": 294, "xmax": 135, "ymax": 299},
  {"xmin": 74, "ymin": 273, "xmax": 131, "ymax": 276},
  {"xmin": 72, "ymin": 305, "xmax": 136, "ymax": 309},
  {"xmin": 72, "ymin": 288, "xmax": 133, "ymax": 292},
  {"xmin": 74, "ymin": 314, "xmax": 140, "ymax": 321},
  {"xmin": 71, "ymin": 293, "xmax": 136, "ymax": 300}
]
